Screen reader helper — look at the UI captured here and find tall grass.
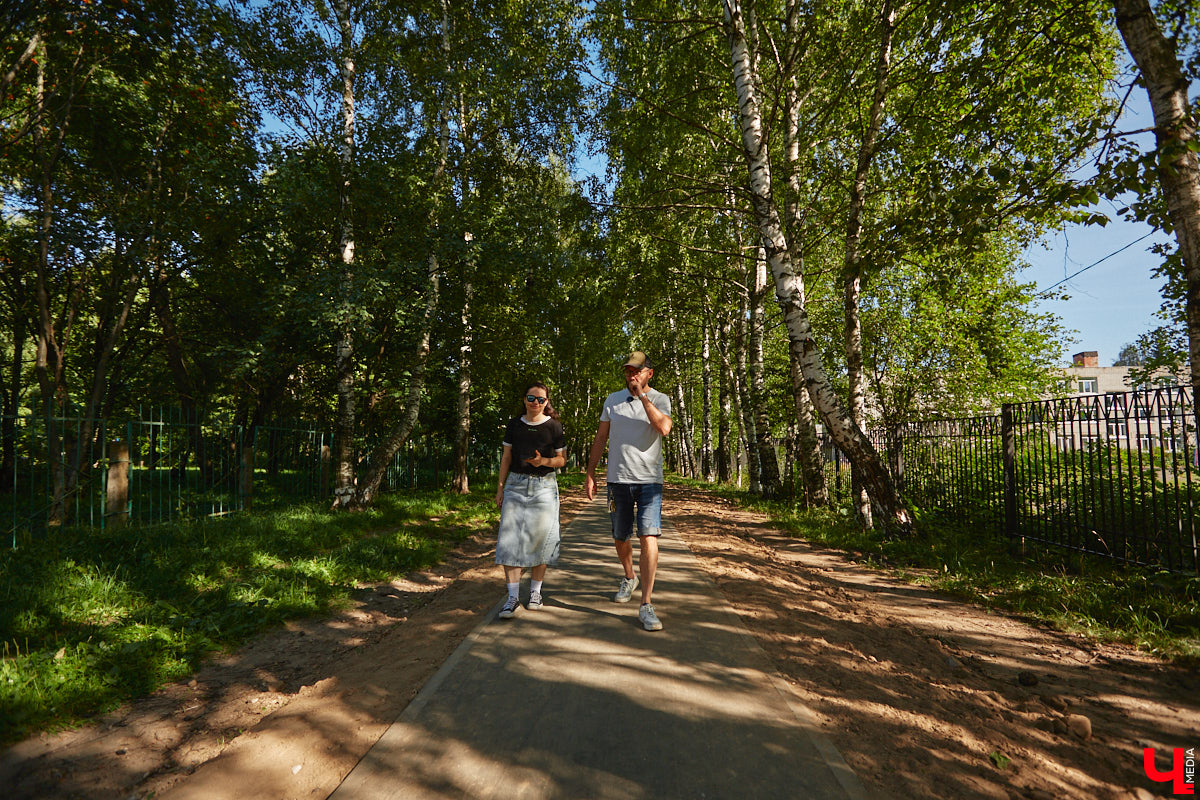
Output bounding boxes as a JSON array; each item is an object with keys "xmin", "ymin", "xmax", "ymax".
[
  {"xmin": 671, "ymin": 476, "xmax": 1200, "ymax": 664},
  {"xmin": 0, "ymin": 485, "xmax": 503, "ymax": 746}
]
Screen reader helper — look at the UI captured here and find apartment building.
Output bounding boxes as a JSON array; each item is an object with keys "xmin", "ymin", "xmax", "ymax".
[
  {"xmin": 1053, "ymin": 351, "xmax": 1189, "ymax": 453},
  {"xmin": 1061, "ymin": 350, "xmax": 1178, "ymax": 395}
]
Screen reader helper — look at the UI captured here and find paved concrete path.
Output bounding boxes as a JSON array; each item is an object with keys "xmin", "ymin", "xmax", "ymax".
[{"xmin": 330, "ymin": 495, "xmax": 868, "ymax": 800}]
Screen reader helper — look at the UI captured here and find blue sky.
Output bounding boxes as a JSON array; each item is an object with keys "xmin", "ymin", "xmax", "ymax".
[
  {"xmin": 1022, "ymin": 214, "xmax": 1170, "ymax": 368},
  {"xmin": 1020, "ymin": 86, "xmax": 1172, "ymax": 369}
]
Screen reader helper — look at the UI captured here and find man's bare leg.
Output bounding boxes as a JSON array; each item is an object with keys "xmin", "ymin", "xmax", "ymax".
[
  {"xmin": 637, "ymin": 535, "xmax": 658, "ymax": 605},
  {"xmin": 615, "ymin": 538, "xmax": 636, "ymax": 578}
]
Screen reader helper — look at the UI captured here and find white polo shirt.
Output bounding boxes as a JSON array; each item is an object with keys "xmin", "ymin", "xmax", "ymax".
[{"xmin": 599, "ymin": 388, "xmax": 672, "ymax": 483}]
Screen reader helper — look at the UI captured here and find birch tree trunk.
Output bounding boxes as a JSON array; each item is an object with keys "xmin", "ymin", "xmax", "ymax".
[
  {"xmin": 716, "ymin": 316, "xmax": 733, "ymax": 483},
  {"xmin": 722, "ymin": 0, "xmax": 913, "ymax": 534},
  {"xmin": 331, "ymin": 0, "xmax": 358, "ymax": 509},
  {"xmin": 735, "ymin": 288, "xmax": 760, "ymax": 494},
  {"xmin": 355, "ymin": 0, "xmax": 451, "ymax": 506},
  {"xmin": 789, "ymin": 354, "xmax": 829, "ymax": 507},
  {"xmin": 672, "ymin": 357, "xmax": 696, "ymax": 479},
  {"xmin": 781, "ymin": 0, "xmax": 828, "ymax": 508},
  {"xmin": 701, "ymin": 308, "xmax": 715, "ymax": 481},
  {"xmin": 452, "ymin": 257, "xmax": 473, "ymax": 493},
  {"xmin": 731, "ymin": 355, "xmax": 750, "ymax": 487},
  {"xmin": 451, "ymin": 60, "xmax": 474, "ymax": 494},
  {"xmin": 1113, "ymin": 0, "xmax": 1200, "ymax": 438},
  {"xmin": 842, "ymin": 0, "xmax": 897, "ymax": 528},
  {"xmin": 666, "ymin": 300, "xmax": 697, "ymax": 477},
  {"xmin": 749, "ymin": 246, "xmax": 782, "ymax": 497}
]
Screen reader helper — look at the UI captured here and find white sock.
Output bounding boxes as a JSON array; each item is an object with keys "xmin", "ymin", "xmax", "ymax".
[
  {"xmin": 530, "ymin": 579, "xmax": 543, "ymax": 595},
  {"xmin": 507, "ymin": 582, "xmax": 519, "ymax": 599}
]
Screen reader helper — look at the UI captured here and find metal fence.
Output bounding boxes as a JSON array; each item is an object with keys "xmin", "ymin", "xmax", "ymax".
[
  {"xmin": 0, "ymin": 409, "xmax": 479, "ymax": 547},
  {"xmin": 855, "ymin": 386, "xmax": 1199, "ymax": 574}
]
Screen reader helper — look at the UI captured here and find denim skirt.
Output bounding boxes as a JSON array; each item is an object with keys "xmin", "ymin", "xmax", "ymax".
[{"xmin": 495, "ymin": 473, "xmax": 561, "ymax": 567}]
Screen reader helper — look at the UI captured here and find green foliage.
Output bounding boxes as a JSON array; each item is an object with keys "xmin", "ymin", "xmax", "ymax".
[
  {"xmin": 0, "ymin": 488, "xmax": 499, "ymax": 745},
  {"xmin": 1124, "ymin": 326, "xmax": 1189, "ymax": 389},
  {"xmin": 863, "ymin": 241, "xmax": 1069, "ymax": 427}
]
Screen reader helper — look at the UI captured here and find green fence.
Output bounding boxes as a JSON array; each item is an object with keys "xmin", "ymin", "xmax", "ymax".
[{"xmin": 1, "ymin": 409, "xmax": 489, "ymax": 548}]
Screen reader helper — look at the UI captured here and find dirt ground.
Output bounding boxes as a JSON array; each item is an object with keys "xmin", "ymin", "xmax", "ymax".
[{"xmin": 1, "ymin": 483, "xmax": 1196, "ymax": 800}]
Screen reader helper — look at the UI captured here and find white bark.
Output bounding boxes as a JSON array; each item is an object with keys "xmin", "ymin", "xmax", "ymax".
[
  {"xmin": 781, "ymin": 0, "xmax": 827, "ymax": 507},
  {"xmin": 1114, "ymin": 0, "xmax": 1200, "ymax": 434},
  {"xmin": 735, "ymin": 277, "xmax": 760, "ymax": 494},
  {"xmin": 354, "ymin": 0, "xmax": 451, "ymax": 506},
  {"xmin": 722, "ymin": 0, "xmax": 912, "ymax": 533},
  {"xmin": 843, "ymin": 0, "xmax": 898, "ymax": 528},
  {"xmin": 701, "ymin": 305, "xmax": 715, "ymax": 481},
  {"xmin": 332, "ymin": 0, "xmax": 358, "ymax": 508},
  {"xmin": 750, "ymin": 245, "xmax": 781, "ymax": 496},
  {"xmin": 452, "ymin": 267, "xmax": 473, "ymax": 493}
]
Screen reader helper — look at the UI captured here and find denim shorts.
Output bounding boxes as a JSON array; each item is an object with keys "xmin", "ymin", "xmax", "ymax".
[{"xmin": 607, "ymin": 483, "xmax": 663, "ymax": 541}]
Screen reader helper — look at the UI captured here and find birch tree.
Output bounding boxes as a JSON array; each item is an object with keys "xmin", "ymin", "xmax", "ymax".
[
  {"xmin": 841, "ymin": 0, "xmax": 898, "ymax": 527},
  {"xmin": 331, "ymin": 0, "xmax": 359, "ymax": 508},
  {"xmin": 350, "ymin": 0, "xmax": 453, "ymax": 507},
  {"xmin": 789, "ymin": 0, "xmax": 1113, "ymax": 519},
  {"xmin": 237, "ymin": 0, "xmax": 373, "ymax": 507},
  {"xmin": 1112, "ymin": 0, "xmax": 1200, "ymax": 432},
  {"xmin": 427, "ymin": 0, "xmax": 585, "ymax": 493},
  {"xmin": 722, "ymin": 0, "xmax": 913, "ymax": 531}
]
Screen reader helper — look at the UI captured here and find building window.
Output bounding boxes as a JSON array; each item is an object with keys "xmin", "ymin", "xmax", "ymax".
[
  {"xmin": 1157, "ymin": 376, "xmax": 1178, "ymax": 388},
  {"xmin": 1077, "ymin": 378, "xmax": 1098, "ymax": 394},
  {"xmin": 1107, "ymin": 420, "xmax": 1128, "ymax": 439}
]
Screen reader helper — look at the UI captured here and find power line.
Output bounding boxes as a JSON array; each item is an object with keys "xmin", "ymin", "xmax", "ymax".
[{"xmin": 1035, "ymin": 230, "xmax": 1158, "ymax": 298}]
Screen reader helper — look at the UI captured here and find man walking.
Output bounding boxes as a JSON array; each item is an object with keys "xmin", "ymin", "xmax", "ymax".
[{"xmin": 585, "ymin": 351, "xmax": 673, "ymax": 631}]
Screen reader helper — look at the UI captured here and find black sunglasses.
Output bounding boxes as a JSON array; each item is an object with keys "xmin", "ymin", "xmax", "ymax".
[{"xmin": 525, "ymin": 395, "xmax": 548, "ymax": 404}]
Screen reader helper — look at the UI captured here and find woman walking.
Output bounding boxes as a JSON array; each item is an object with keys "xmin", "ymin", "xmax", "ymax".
[{"xmin": 494, "ymin": 381, "xmax": 567, "ymax": 618}]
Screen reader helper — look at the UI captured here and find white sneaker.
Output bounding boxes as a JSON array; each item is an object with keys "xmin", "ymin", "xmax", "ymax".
[
  {"xmin": 499, "ymin": 595, "xmax": 521, "ymax": 619},
  {"xmin": 639, "ymin": 603, "xmax": 663, "ymax": 631},
  {"xmin": 614, "ymin": 575, "xmax": 639, "ymax": 603},
  {"xmin": 527, "ymin": 591, "xmax": 544, "ymax": 610}
]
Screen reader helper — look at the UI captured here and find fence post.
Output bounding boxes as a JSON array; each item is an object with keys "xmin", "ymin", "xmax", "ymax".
[
  {"xmin": 240, "ymin": 427, "xmax": 255, "ymax": 511},
  {"xmin": 107, "ymin": 441, "xmax": 130, "ymax": 527},
  {"xmin": 1002, "ymin": 404, "xmax": 1021, "ymax": 556},
  {"xmin": 890, "ymin": 430, "xmax": 905, "ymax": 494}
]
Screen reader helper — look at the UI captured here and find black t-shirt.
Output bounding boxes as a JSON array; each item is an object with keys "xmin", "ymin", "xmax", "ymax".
[{"xmin": 504, "ymin": 416, "xmax": 566, "ymax": 477}]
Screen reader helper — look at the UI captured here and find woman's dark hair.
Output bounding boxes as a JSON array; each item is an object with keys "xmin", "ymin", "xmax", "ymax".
[{"xmin": 523, "ymin": 381, "xmax": 560, "ymax": 421}]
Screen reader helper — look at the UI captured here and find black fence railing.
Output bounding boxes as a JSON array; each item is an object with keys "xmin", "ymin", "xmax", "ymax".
[
  {"xmin": 844, "ymin": 386, "xmax": 1199, "ymax": 574},
  {"xmin": 0, "ymin": 409, "xmax": 491, "ymax": 547}
]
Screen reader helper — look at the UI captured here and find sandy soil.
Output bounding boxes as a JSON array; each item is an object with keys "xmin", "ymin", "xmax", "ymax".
[{"xmin": 0, "ymin": 483, "xmax": 1195, "ymax": 800}]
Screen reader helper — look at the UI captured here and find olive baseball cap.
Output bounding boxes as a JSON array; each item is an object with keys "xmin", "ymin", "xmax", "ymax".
[{"xmin": 623, "ymin": 351, "xmax": 653, "ymax": 369}]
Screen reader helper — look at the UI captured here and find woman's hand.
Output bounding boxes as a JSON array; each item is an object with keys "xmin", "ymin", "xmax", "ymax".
[{"xmin": 494, "ymin": 485, "xmax": 505, "ymax": 507}]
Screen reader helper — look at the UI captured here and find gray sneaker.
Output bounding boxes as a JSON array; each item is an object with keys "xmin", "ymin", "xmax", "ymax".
[
  {"xmin": 639, "ymin": 603, "xmax": 663, "ymax": 631},
  {"xmin": 527, "ymin": 591, "xmax": 544, "ymax": 610},
  {"xmin": 498, "ymin": 595, "xmax": 521, "ymax": 619},
  {"xmin": 614, "ymin": 575, "xmax": 639, "ymax": 603}
]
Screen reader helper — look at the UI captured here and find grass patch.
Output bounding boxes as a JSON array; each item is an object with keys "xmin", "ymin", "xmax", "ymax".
[
  {"xmin": 670, "ymin": 476, "xmax": 1200, "ymax": 665},
  {"xmin": 0, "ymin": 485, "xmax": 502, "ymax": 746}
]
